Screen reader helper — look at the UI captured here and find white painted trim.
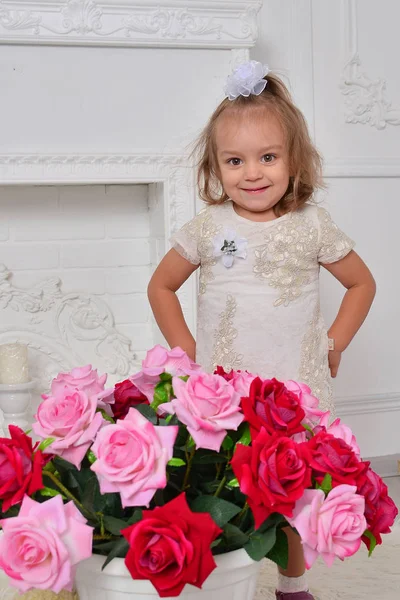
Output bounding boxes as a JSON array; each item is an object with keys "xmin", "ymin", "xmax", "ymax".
[
  {"xmin": 288, "ymin": 0, "xmax": 315, "ymax": 139},
  {"xmin": 324, "ymin": 157, "xmax": 400, "ymax": 178},
  {"xmin": 366, "ymin": 454, "xmax": 400, "ymax": 478},
  {"xmin": 336, "ymin": 392, "xmax": 400, "ymax": 417},
  {"xmin": 0, "ymin": 0, "xmax": 262, "ymax": 48}
]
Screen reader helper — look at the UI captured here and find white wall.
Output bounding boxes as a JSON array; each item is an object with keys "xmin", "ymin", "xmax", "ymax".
[{"xmin": 253, "ymin": 0, "xmax": 400, "ymax": 460}]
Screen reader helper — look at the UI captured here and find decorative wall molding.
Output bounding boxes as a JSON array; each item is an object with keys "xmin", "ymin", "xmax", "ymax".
[
  {"xmin": 0, "ymin": 0, "xmax": 262, "ymax": 48},
  {"xmin": 336, "ymin": 391, "xmax": 400, "ymax": 417},
  {"xmin": 340, "ymin": 0, "xmax": 400, "ymax": 130},
  {"xmin": 0, "ymin": 263, "xmax": 138, "ymax": 391}
]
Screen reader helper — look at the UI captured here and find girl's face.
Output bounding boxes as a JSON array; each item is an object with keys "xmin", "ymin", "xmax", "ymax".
[{"xmin": 215, "ymin": 109, "xmax": 290, "ymax": 221}]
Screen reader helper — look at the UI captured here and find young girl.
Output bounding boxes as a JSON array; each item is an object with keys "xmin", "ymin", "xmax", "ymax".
[{"xmin": 147, "ymin": 61, "xmax": 376, "ymax": 600}]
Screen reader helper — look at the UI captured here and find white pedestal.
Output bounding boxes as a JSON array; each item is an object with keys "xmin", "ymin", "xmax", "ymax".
[{"xmin": 0, "ymin": 381, "xmax": 35, "ymax": 436}]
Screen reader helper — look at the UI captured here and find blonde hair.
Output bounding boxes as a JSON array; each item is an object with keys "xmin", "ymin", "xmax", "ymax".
[{"xmin": 192, "ymin": 72, "xmax": 324, "ymax": 215}]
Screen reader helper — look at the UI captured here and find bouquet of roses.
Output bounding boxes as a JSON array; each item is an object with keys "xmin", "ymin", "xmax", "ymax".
[{"xmin": 0, "ymin": 345, "xmax": 397, "ymax": 598}]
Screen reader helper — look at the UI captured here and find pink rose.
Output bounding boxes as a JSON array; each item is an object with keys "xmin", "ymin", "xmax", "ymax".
[
  {"xmin": 90, "ymin": 407, "xmax": 178, "ymax": 507},
  {"xmin": 50, "ymin": 364, "xmax": 107, "ymax": 398},
  {"xmin": 284, "ymin": 380, "xmax": 326, "ymax": 425},
  {"xmin": 214, "ymin": 367, "xmax": 256, "ymax": 397},
  {"xmin": 131, "ymin": 345, "xmax": 202, "ymax": 402},
  {"xmin": 161, "ymin": 373, "xmax": 244, "ymax": 452},
  {"xmin": 0, "ymin": 495, "xmax": 92, "ymax": 594},
  {"xmin": 32, "ymin": 389, "xmax": 104, "ymax": 469},
  {"xmin": 317, "ymin": 414, "xmax": 361, "ymax": 458},
  {"xmin": 288, "ymin": 485, "xmax": 366, "ymax": 568}
]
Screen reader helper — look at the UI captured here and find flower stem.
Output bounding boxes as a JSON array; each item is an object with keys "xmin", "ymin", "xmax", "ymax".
[
  {"xmin": 43, "ymin": 471, "xmax": 95, "ymax": 521},
  {"xmin": 182, "ymin": 446, "xmax": 196, "ymax": 490},
  {"xmin": 93, "ymin": 533, "xmax": 115, "ymax": 541},
  {"xmin": 214, "ymin": 476, "xmax": 227, "ymax": 497},
  {"xmin": 234, "ymin": 501, "xmax": 249, "ymax": 526}
]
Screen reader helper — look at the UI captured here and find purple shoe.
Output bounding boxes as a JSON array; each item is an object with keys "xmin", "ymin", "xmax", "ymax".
[{"xmin": 275, "ymin": 592, "xmax": 315, "ymax": 600}]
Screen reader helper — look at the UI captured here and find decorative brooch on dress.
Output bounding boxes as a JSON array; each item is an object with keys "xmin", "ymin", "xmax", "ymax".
[{"xmin": 213, "ymin": 229, "xmax": 248, "ymax": 268}]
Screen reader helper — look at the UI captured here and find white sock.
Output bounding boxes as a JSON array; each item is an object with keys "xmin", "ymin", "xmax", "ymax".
[{"xmin": 277, "ymin": 573, "xmax": 309, "ymax": 593}]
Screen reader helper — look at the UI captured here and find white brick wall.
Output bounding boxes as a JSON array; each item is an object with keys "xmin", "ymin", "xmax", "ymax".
[{"xmin": 0, "ymin": 184, "xmax": 163, "ymax": 357}]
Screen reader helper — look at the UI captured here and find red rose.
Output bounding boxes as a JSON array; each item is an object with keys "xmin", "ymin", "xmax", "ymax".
[
  {"xmin": 112, "ymin": 379, "xmax": 149, "ymax": 420},
  {"xmin": 307, "ymin": 431, "xmax": 368, "ymax": 488},
  {"xmin": 122, "ymin": 493, "xmax": 222, "ymax": 597},
  {"xmin": 0, "ymin": 425, "xmax": 44, "ymax": 513},
  {"xmin": 214, "ymin": 366, "xmax": 234, "ymax": 381},
  {"xmin": 231, "ymin": 428, "xmax": 311, "ymax": 528},
  {"xmin": 358, "ymin": 468, "xmax": 399, "ymax": 548},
  {"xmin": 241, "ymin": 377, "xmax": 306, "ymax": 440}
]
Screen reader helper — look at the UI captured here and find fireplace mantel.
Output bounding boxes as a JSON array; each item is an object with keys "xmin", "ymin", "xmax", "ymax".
[{"xmin": 0, "ymin": 0, "xmax": 261, "ymax": 48}]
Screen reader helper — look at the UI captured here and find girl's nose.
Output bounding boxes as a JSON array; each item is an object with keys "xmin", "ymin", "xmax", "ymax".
[{"xmin": 243, "ymin": 163, "xmax": 263, "ymax": 180}]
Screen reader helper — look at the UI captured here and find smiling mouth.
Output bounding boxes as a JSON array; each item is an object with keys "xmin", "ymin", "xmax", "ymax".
[{"xmin": 242, "ymin": 186, "xmax": 269, "ymax": 193}]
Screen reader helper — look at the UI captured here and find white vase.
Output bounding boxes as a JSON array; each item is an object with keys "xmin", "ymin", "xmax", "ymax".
[{"xmin": 75, "ymin": 549, "xmax": 261, "ymax": 600}]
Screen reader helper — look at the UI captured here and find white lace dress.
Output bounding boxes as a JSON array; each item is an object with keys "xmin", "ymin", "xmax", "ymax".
[{"xmin": 171, "ymin": 201, "xmax": 354, "ymax": 413}]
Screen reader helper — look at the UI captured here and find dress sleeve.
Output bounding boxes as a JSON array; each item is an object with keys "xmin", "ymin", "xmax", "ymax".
[
  {"xmin": 317, "ymin": 206, "xmax": 355, "ymax": 264},
  {"xmin": 169, "ymin": 210, "xmax": 205, "ymax": 265}
]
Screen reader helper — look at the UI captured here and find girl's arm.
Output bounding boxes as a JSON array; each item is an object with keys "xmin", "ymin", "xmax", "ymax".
[
  {"xmin": 321, "ymin": 250, "xmax": 376, "ymax": 377},
  {"xmin": 147, "ymin": 249, "xmax": 199, "ymax": 361}
]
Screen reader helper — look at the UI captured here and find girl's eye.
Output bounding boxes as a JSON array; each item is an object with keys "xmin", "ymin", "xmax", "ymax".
[
  {"xmin": 227, "ymin": 158, "xmax": 242, "ymax": 166},
  {"xmin": 262, "ymin": 154, "xmax": 275, "ymax": 163}
]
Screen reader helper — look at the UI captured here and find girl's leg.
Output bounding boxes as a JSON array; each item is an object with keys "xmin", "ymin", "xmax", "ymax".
[
  {"xmin": 279, "ymin": 527, "xmax": 305, "ymax": 577},
  {"xmin": 276, "ymin": 527, "xmax": 314, "ymax": 599}
]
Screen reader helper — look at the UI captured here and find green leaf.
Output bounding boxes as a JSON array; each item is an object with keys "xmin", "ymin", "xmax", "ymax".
[
  {"xmin": 82, "ymin": 474, "xmax": 101, "ymax": 513},
  {"xmin": 93, "ymin": 541, "xmax": 118, "ymax": 553},
  {"xmin": 266, "ymin": 528, "xmax": 288, "ymax": 570},
  {"xmin": 223, "ymin": 523, "xmax": 249, "ymax": 548},
  {"xmin": 222, "ymin": 435, "xmax": 234, "ymax": 451},
  {"xmin": 192, "ymin": 453, "xmax": 226, "ymax": 465},
  {"xmin": 237, "ymin": 423, "xmax": 251, "ymax": 446},
  {"xmin": 186, "ymin": 436, "xmax": 195, "ymax": 449},
  {"xmin": 127, "ymin": 509, "xmax": 143, "ymax": 525},
  {"xmin": 191, "ymin": 496, "xmax": 241, "ymax": 527},
  {"xmin": 159, "ymin": 372, "xmax": 172, "ymax": 382},
  {"xmin": 244, "ymin": 527, "xmax": 277, "ymax": 561},
  {"xmin": 96, "ymin": 409, "xmax": 114, "ymax": 424},
  {"xmin": 316, "ymin": 473, "xmax": 333, "ymax": 495},
  {"xmin": 43, "ymin": 461, "xmax": 56, "ymax": 473},
  {"xmin": 37, "ymin": 437, "xmax": 55, "ymax": 452},
  {"xmin": 227, "ymin": 477, "xmax": 240, "ymax": 488},
  {"xmin": 134, "ymin": 403, "xmax": 157, "ymax": 424},
  {"xmin": 256, "ymin": 512, "xmax": 285, "ymax": 534},
  {"xmin": 52, "ymin": 456, "xmax": 77, "ymax": 472},
  {"xmin": 150, "ymin": 381, "xmax": 172, "ymax": 411},
  {"xmin": 87, "ymin": 450, "xmax": 97, "ymax": 464},
  {"xmin": 38, "ymin": 486, "xmax": 66, "ymax": 500},
  {"xmin": 103, "ymin": 516, "xmax": 132, "ymax": 536},
  {"xmin": 168, "ymin": 458, "xmax": 186, "ymax": 467},
  {"xmin": 363, "ymin": 529, "xmax": 377, "ymax": 556},
  {"xmin": 102, "ymin": 538, "xmax": 130, "ymax": 569}
]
